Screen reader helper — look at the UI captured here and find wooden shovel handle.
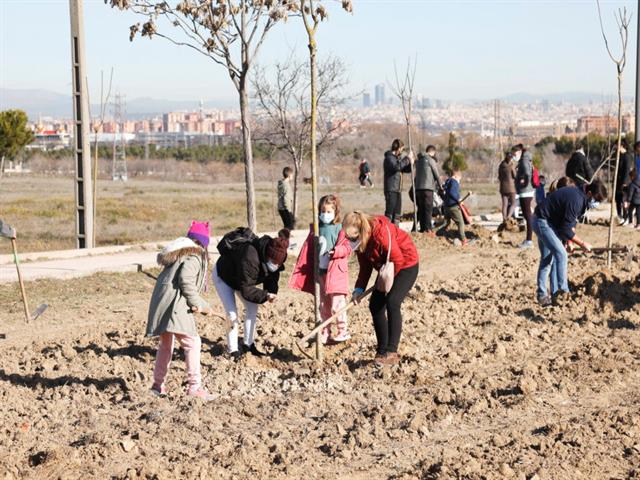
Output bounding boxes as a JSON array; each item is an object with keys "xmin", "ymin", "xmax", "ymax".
[
  {"xmin": 297, "ymin": 286, "xmax": 374, "ymax": 347},
  {"xmin": 11, "ymin": 238, "xmax": 30, "ymax": 324}
]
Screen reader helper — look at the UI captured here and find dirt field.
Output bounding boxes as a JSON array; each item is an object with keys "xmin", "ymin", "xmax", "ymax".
[
  {"xmin": 1, "ymin": 223, "xmax": 639, "ymax": 479},
  {"xmin": 0, "ymin": 176, "xmax": 500, "ymax": 254}
]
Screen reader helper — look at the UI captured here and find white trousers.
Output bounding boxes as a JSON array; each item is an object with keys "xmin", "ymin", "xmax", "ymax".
[{"xmin": 212, "ymin": 265, "xmax": 259, "ymax": 353}]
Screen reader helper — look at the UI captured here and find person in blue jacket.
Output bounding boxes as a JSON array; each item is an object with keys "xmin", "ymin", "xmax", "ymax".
[
  {"xmin": 532, "ymin": 180, "xmax": 607, "ymax": 306},
  {"xmin": 437, "ymin": 169, "xmax": 466, "ymax": 245}
]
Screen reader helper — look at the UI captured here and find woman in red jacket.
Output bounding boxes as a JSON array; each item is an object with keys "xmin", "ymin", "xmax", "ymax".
[{"xmin": 342, "ymin": 212, "xmax": 419, "ymax": 365}]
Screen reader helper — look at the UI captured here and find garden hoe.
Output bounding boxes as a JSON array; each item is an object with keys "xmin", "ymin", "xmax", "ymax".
[
  {"xmin": 295, "ymin": 286, "xmax": 374, "ymax": 360},
  {"xmin": 0, "ymin": 221, "xmax": 48, "ymax": 324}
]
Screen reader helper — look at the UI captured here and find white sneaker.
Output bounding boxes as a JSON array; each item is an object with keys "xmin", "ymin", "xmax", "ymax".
[
  {"xmin": 619, "ymin": 218, "xmax": 628, "ymax": 226},
  {"xmin": 519, "ymin": 240, "xmax": 533, "ymax": 249},
  {"xmin": 332, "ymin": 332, "xmax": 351, "ymax": 343}
]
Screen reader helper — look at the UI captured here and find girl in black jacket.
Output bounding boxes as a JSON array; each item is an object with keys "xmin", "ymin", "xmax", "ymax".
[{"xmin": 213, "ymin": 229, "xmax": 290, "ymax": 359}]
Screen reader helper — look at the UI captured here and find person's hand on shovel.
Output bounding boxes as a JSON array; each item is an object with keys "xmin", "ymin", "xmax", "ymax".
[
  {"xmin": 191, "ymin": 306, "xmax": 213, "ymax": 316},
  {"xmin": 352, "ymin": 287, "xmax": 365, "ymax": 304},
  {"xmin": 565, "ymin": 240, "xmax": 575, "ymax": 253},
  {"xmin": 267, "ymin": 293, "xmax": 277, "ymax": 303}
]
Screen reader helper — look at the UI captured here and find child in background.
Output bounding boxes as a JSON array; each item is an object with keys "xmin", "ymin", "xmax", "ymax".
[
  {"xmin": 535, "ymin": 174, "xmax": 547, "ymax": 205},
  {"xmin": 289, "ymin": 194, "xmax": 352, "ymax": 343},
  {"xmin": 145, "ymin": 221, "xmax": 215, "ymax": 401},
  {"xmin": 624, "ymin": 169, "xmax": 640, "ymax": 229},
  {"xmin": 437, "ymin": 170, "xmax": 467, "ymax": 245},
  {"xmin": 278, "ymin": 167, "xmax": 295, "ymax": 230}
]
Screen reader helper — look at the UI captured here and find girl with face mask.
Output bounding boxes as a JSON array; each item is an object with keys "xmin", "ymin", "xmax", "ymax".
[
  {"xmin": 214, "ymin": 228, "xmax": 290, "ymax": 360},
  {"xmin": 289, "ymin": 194, "xmax": 353, "ymax": 344}
]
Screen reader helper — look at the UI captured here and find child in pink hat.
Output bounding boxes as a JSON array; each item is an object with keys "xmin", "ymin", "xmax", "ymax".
[{"xmin": 145, "ymin": 221, "xmax": 215, "ymax": 400}]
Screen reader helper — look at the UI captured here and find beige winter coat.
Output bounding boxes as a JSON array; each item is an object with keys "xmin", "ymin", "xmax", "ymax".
[{"xmin": 145, "ymin": 238, "xmax": 210, "ymax": 337}]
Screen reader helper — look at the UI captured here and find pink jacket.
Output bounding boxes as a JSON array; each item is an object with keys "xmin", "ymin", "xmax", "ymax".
[{"xmin": 289, "ymin": 228, "xmax": 352, "ymax": 296}]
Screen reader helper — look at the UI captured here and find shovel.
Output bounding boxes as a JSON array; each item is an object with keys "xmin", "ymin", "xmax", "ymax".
[
  {"xmin": 589, "ymin": 246, "xmax": 630, "ymax": 255},
  {"xmin": 295, "ymin": 286, "xmax": 374, "ymax": 360},
  {"xmin": 0, "ymin": 221, "xmax": 48, "ymax": 323}
]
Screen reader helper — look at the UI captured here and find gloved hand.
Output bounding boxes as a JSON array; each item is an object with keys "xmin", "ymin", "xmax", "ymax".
[{"xmin": 352, "ymin": 287, "xmax": 365, "ymax": 304}]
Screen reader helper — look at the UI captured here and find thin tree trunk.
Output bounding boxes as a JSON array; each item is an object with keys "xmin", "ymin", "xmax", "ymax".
[
  {"xmin": 92, "ymin": 132, "xmax": 99, "ymax": 247},
  {"xmin": 293, "ymin": 160, "xmax": 300, "ymax": 221},
  {"xmin": 0, "ymin": 156, "xmax": 5, "ymax": 179},
  {"xmin": 607, "ymin": 71, "xmax": 623, "ymax": 267},
  {"xmin": 239, "ymin": 76, "xmax": 257, "ymax": 231},
  {"xmin": 309, "ymin": 35, "xmax": 322, "ymax": 361},
  {"xmin": 406, "ymin": 122, "xmax": 417, "ymax": 230}
]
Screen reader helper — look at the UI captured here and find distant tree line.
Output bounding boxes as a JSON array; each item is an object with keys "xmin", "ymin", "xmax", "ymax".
[{"xmin": 30, "ymin": 143, "xmax": 274, "ymax": 164}]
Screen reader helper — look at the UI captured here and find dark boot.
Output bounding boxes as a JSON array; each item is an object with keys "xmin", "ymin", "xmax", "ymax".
[{"xmin": 246, "ymin": 343, "xmax": 266, "ymax": 357}]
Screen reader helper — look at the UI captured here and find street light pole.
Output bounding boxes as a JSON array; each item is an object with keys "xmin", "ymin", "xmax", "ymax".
[{"xmin": 69, "ymin": 0, "xmax": 94, "ymax": 249}]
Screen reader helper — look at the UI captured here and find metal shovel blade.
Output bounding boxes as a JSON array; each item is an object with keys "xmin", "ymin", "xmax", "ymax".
[
  {"xmin": 0, "ymin": 220, "xmax": 16, "ymax": 239},
  {"xmin": 31, "ymin": 303, "xmax": 48, "ymax": 321}
]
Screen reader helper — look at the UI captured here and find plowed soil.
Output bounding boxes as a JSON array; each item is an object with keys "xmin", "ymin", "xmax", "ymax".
[{"xmin": 1, "ymin": 224, "xmax": 639, "ymax": 479}]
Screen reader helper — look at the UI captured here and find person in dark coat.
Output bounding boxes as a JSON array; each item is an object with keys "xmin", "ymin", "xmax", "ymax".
[
  {"xmin": 359, "ymin": 158, "xmax": 373, "ymax": 187},
  {"xmin": 615, "ymin": 139, "xmax": 634, "ymax": 224},
  {"xmin": 532, "ymin": 181, "xmax": 607, "ymax": 307},
  {"xmin": 413, "ymin": 145, "xmax": 442, "ymax": 235},
  {"xmin": 565, "ymin": 144, "xmax": 593, "ymax": 186},
  {"xmin": 383, "ymin": 139, "xmax": 414, "ymax": 225},
  {"xmin": 624, "ymin": 169, "xmax": 640, "ymax": 228},
  {"xmin": 498, "ymin": 151, "xmax": 517, "ymax": 222},
  {"xmin": 213, "ymin": 228, "xmax": 290, "ymax": 359}
]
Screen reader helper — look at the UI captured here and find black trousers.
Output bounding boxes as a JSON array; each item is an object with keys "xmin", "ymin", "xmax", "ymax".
[
  {"xmin": 384, "ymin": 191, "xmax": 402, "ymax": 225},
  {"xmin": 369, "ymin": 264, "xmax": 419, "ymax": 355},
  {"xmin": 519, "ymin": 197, "xmax": 533, "ymax": 241},
  {"xmin": 615, "ymin": 190, "xmax": 626, "ymax": 219},
  {"xmin": 279, "ymin": 209, "xmax": 295, "ymax": 230},
  {"xmin": 415, "ymin": 189, "xmax": 434, "ymax": 232},
  {"xmin": 628, "ymin": 203, "xmax": 640, "ymax": 224}
]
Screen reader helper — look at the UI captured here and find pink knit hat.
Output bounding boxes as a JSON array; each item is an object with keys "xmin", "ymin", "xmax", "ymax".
[{"xmin": 187, "ymin": 221, "xmax": 210, "ymax": 248}]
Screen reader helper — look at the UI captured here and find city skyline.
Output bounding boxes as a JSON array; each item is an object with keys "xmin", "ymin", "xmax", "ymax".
[{"xmin": 1, "ymin": 0, "xmax": 639, "ymax": 106}]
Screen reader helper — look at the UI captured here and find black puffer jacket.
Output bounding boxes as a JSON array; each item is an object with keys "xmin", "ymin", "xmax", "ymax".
[
  {"xmin": 566, "ymin": 151, "xmax": 593, "ymax": 185},
  {"xmin": 216, "ymin": 235, "xmax": 283, "ymax": 304},
  {"xmin": 617, "ymin": 151, "xmax": 633, "ymax": 190},
  {"xmin": 383, "ymin": 150, "xmax": 412, "ymax": 193}
]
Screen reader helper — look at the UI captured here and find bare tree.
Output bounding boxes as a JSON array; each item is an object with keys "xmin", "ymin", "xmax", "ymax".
[
  {"xmin": 105, "ymin": 0, "xmax": 297, "ymax": 231},
  {"xmin": 87, "ymin": 68, "xmax": 114, "ymax": 247},
  {"xmin": 596, "ymin": 1, "xmax": 631, "ymax": 267},
  {"xmin": 389, "ymin": 56, "xmax": 418, "ymax": 229},
  {"xmin": 299, "ymin": 0, "xmax": 353, "ymax": 361},
  {"xmin": 253, "ymin": 53, "xmax": 351, "ymax": 221}
]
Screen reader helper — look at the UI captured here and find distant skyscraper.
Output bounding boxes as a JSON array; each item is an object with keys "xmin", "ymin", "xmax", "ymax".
[
  {"xmin": 374, "ymin": 84, "xmax": 385, "ymax": 106},
  {"xmin": 363, "ymin": 92, "xmax": 371, "ymax": 108}
]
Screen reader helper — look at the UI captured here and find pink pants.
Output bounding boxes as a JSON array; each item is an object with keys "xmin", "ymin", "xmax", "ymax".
[
  {"xmin": 320, "ymin": 277, "xmax": 348, "ymax": 338},
  {"xmin": 153, "ymin": 332, "xmax": 201, "ymax": 394}
]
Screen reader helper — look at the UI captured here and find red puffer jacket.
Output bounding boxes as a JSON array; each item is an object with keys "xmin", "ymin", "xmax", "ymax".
[{"xmin": 354, "ymin": 216, "xmax": 419, "ymax": 290}]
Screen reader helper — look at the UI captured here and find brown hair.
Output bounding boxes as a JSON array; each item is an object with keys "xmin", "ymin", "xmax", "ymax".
[
  {"xmin": 391, "ymin": 139, "xmax": 404, "ymax": 153},
  {"xmin": 342, "ymin": 211, "xmax": 372, "ymax": 253},
  {"xmin": 549, "ymin": 176, "xmax": 575, "ymax": 193},
  {"xmin": 319, "ymin": 194, "xmax": 342, "ymax": 223}
]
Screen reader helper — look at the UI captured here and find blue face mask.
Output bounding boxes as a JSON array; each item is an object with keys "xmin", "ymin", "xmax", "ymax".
[
  {"xmin": 587, "ymin": 199, "xmax": 599, "ymax": 210},
  {"xmin": 319, "ymin": 212, "xmax": 335, "ymax": 224},
  {"xmin": 265, "ymin": 261, "xmax": 279, "ymax": 273}
]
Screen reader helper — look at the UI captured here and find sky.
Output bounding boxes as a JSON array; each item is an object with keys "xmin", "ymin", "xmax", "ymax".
[{"xmin": 1, "ymin": 0, "xmax": 639, "ymax": 103}]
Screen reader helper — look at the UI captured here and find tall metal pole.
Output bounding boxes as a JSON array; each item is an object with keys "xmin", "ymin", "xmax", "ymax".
[
  {"xmin": 636, "ymin": 0, "xmax": 640, "ymax": 144},
  {"xmin": 69, "ymin": 0, "xmax": 94, "ymax": 249}
]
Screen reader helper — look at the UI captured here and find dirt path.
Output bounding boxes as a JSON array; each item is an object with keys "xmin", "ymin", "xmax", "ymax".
[{"xmin": 0, "ymin": 226, "xmax": 639, "ymax": 479}]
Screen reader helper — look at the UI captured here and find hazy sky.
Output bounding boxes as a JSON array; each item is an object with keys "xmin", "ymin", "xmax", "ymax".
[{"xmin": 1, "ymin": 0, "xmax": 638, "ymax": 102}]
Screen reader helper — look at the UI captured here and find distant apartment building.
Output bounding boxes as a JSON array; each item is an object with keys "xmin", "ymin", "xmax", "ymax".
[
  {"xmin": 576, "ymin": 114, "xmax": 635, "ymax": 135},
  {"xmin": 362, "ymin": 92, "xmax": 371, "ymax": 108},
  {"xmin": 162, "ymin": 111, "xmax": 240, "ymax": 135},
  {"xmin": 374, "ymin": 84, "xmax": 385, "ymax": 106}
]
